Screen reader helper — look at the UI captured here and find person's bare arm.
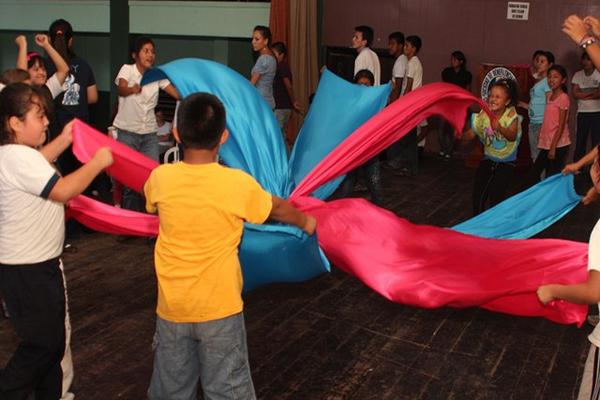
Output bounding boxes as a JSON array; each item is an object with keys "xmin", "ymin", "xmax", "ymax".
[
  {"xmin": 492, "ymin": 114, "xmax": 519, "ymax": 142},
  {"xmin": 403, "ymin": 77, "xmax": 414, "ymax": 94},
  {"xmin": 48, "ymin": 148, "xmax": 113, "ymax": 203},
  {"xmin": 15, "ymin": 35, "xmax": 27, "ymax": 70},
  {"xmin": 40, "ymin": 121, "xmax": 74, "ymax": 162},
  {"xmin": 163, "ymin": 83, "xmax": 180, "ymax": 100},
  {"xmin": 538, "ymin": 270, "xmax": 600, "ymax": 305},
  {"xmin": 548, "ymin": 107, "xmax": 568, "ymax": 159},
  {"xmin": 87, "ymin": 84, "xmax": 98, "ymax": 104},
  {"xmin": 269, "ymin": 196, "xmax": 316, "ymax": 235},
  {"xmin": 117, "ymin": 78, "xmax": 141, "ymax": 97},
  {"xmin": 564, "ymin": 15, "xmax": 600, "ymax": 70},
  {"xmin": 36, "ymin": 34, "xmax": 69, "ymax": 85}
]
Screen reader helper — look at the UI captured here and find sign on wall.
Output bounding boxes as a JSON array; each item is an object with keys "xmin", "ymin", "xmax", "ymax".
[{"xmin": 507, "ymin": 2, "xmax": 530, "ymax": 20}]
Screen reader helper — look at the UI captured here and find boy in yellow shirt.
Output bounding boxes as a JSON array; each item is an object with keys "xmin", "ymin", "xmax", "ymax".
[{"xmin": 144, "ymin": 92, "xmax": 316, "ymax": 400}]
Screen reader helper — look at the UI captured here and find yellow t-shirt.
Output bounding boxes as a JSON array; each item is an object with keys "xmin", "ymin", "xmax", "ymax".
[{"xmin": 144, "ymin": 162, "xmax": 273, "ymax": 323}]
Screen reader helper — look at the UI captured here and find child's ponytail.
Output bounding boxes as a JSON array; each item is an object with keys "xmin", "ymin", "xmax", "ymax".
[{"xmin": 49, "ymin": 18, "xmax": 75, "ymax": 62}]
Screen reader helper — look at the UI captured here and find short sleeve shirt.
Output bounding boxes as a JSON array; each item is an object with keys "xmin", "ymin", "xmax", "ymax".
[
  {"xmin": 392, "ymin": 54, "xmax": 408, "ymax": 81},
  {"xmin": 251, "ymin": 54, "xmax": 277, "ymax": 109},
  {"xmin": 572, "ymin": 69, "xmax": 600, "ymax": 113},
  {"xmin": 144, "ymin": 162, "xmax": 273, "ymax": 323},
  {"xmin": 47, "ymin": 56, "xmax": 96, "ymax": 124},
  {"xmin": 538, "ymin": 92, "xmax": 571, "ymax": 150},
  {"xmin": 471, "ymin": 107, "xmax": 522, "ymax": 162},
  {"xmin": 402, "ymin": 56, "xmax": 423, "ymax": 94},
  {"xmin": 529, "ymin": 78, "xmax": 550, "ymax": 124},
  {"xmin": 112, "ymin": 64, "xmax": 171, "ymax": 134},
  {"xmin": 0, "ymin": 145, "xmax": 64, "ymax": 264}
]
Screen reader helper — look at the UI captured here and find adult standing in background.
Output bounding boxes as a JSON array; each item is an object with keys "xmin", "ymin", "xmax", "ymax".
[
  {"xmin": 351, "ymin": 25, "xmax": 380, "ymax": 86},
  {"xmin": 250, "ymin": 25, "xmax": 277, "ymax": 109}
]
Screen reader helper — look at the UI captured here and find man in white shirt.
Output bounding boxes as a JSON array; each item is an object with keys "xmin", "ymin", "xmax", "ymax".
[
  {"xmin": 388, "ymin": 31, "xmax": 407, "ymax": 102},
  {"xmin": 572, "ymin": 52, "xmax": 600, "ymax": 161},
  {"xmin": 351, "ymin": 25, "xmax": 381, "ymax": 86}
]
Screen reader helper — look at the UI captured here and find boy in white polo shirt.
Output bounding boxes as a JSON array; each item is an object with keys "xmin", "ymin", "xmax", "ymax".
[
  {"xmin": 351, "ymin": 25, "xmax": 381, "ymax": 86},
  {"xmin": 572, "ymin": 52, "xmax": 600, "ymax": 162}
]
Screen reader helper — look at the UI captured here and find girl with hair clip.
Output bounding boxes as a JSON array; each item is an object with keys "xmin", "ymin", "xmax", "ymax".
[
  {"xmin": 0, "ymin": 83, "xmax": 112, "ymax": 400},
  {"xmin": 14, "ymin": 33, "xmax": 69, "ymax": 100},
  {"xmin": 525, "ymin": 65, "xmax": 571, "ymax": 187},
  {"xmin": 250, "ymin": 25, "xmax": 277, "ymax": 109},
  {"xmin": 462, "ymin": 79, "xmax": 522, "ymax": 215},
  {"xmin": 112, "ymin": 36, "xmax": 179, "ymax": 214}
]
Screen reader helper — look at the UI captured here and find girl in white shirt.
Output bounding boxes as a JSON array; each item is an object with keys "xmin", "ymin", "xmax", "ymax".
[
  {"xmin": 112, "ymin": 37, "xmax": 179, "ymax": 211},
  {"xmin": 0, "ymin": 83, "xmax": 112, "ymax": 399}
]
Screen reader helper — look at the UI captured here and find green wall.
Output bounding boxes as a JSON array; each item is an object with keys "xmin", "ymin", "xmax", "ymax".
[{"xmin": 0, "ymin": 1, "xmax": 269, "ymax": 129}]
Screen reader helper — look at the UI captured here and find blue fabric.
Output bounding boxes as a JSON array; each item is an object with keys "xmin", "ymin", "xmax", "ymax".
[
  {"xmin": 141, "ymin": 59, "xmax": 335, "ymax": 290},
  {"xmin": 142, "ymin": 58, "xmax": 288, "ymax": 196},
  {"xmin": 288, "ymin": 69, "xmax": 392, "ymax": 199},
  {"xmin": 452, "ymin": 174, "xmax": 582, "ymax": 239}
]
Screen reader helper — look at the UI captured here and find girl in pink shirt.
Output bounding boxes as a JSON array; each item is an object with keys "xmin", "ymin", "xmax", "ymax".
[{"xmin": 527, "ymin": 65, "xmax": 571, "ymax": 186}]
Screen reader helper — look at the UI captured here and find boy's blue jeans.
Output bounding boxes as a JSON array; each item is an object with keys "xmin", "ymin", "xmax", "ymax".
[{"xmin": 148, "ymin": 313, "xmax": 256, "ymax": 400}]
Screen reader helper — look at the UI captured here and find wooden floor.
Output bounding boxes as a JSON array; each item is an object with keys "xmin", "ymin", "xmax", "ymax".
[{"xmin": 1, "ymin": 153, "xmax": 599, "ymax": 399}]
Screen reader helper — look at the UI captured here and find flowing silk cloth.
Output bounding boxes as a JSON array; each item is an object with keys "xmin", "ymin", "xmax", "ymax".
[
  {"xmin": 68, "ymin": 59, "xmax": 589, "ymax": 325},
  {"xmin": 453, "ymin": 174, "xmax": 582, "ymax": 239}
]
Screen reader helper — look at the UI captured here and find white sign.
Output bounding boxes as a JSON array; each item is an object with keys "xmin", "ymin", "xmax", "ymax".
[{"xmin": 507, "ymin": 2, "xmax": 529, "ymax": 21}]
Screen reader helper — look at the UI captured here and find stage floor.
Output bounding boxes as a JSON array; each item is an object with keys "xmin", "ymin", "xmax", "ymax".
[{"xmin": 1, "ymin": 153, "xmax": 597, "ymax": 399}]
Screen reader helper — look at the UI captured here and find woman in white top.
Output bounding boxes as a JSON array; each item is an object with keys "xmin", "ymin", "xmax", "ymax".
[
  {"xmin": 112, "ymin": 36, "xmax": 179, "ymax": 212},
  {"xmin": 250, "ymin": 25, "xmax": 277, "ymax": 109}
]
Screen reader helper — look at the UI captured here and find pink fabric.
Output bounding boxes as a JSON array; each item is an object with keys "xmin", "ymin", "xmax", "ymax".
[
  {"xmin": 291, "ymin": 82, "xmax": 489, "ymax": 199},
  {"xmin": 72, "ymin": 120, "xmax": 159, "ymax": 193},
  {"xmin": 291, "ymin": 196, "xmax": 588, "ymax": 326},
  {"xmin": 68, "ymin": 195, "xmax": 158, "ymax": 237},
  {"xmin": 538, "ymin": 92, "xmax": 571, "ymax": 150},
  {"xmin": 68, "ymin": 87, "xmax": 589, "ymax": 325}
]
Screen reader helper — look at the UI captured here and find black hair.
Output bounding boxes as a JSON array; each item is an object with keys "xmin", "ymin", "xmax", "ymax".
[
  {"xmin": 548, "ymin": 65, "xmax": 569, "ymax": 94},
  {"xmin": 176, "ymin": 93, "xmax": 226, "ymax": 150},
  {"xmin": 354, "ymin": 69, "xmax": 375, "ymax": 86},
  {"xmin": 26, "ymin": 52, "xmax": 45, "ymax": 70},
  {"xmin": 405, "ymin": 35, "xmax": 422, "ymax": 53},
  {"xmin": 539, "ymin": 51, "xmax": 555, "ymax": 65},
  {"xmin": 451, "ymin": 50, "xmax": 467, "ymax": 70},
  {"xmin": 531, "ymin": 49, "xmax": 545, "ymax": 60},
  {"xmin": 271, "ymin": 42, "xmax": 287, "ymax": 56},
  {"xmin": 49, "ymin": 18, "xmax": 75, "ymax": 61},
  {"xmin": 0, "ymin": 83, "xmax": 49, "ymax": 145},
  {"xmin": 1, "ymin": 68, "xmax": 30, "ymax": 85},
  {"xmin": 132, "ymin": 36, "xmax": 155, "ymax": 59},
  {"xmin": 489, "ymin": 79, "xmax": 519, "ymax": 107},
  {"xmin": 253, "ymin": 25, "xmax": 272, "ymax": 48},
  {"xmin": 388, "ymin": 31, "xmax": 405, "ymax": 46},
  {"xmin": 355, "ymin": 25, "xmax": 374, "ymax": 48}
]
